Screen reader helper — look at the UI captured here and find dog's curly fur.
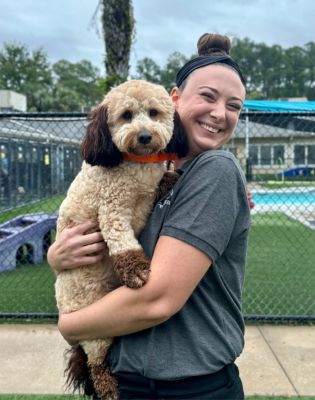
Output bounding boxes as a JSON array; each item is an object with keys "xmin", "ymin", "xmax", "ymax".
[{"xmin": 54, "ymin": 80, "xmax": 188, "ymax": 399}]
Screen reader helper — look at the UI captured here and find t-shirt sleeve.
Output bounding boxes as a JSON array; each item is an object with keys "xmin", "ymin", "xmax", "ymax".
[{"xmin": 160, "ymin": 153, "xmax": 247, "ymax": 263}]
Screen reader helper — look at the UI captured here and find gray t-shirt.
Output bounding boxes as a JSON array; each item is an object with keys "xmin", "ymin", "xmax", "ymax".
[{"xmin": 108, "ymin": 149, "xmax": 251, "ymax": 380}]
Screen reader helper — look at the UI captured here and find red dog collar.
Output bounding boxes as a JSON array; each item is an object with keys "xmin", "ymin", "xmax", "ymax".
[{"xmin": 122, "ymin": 152, "xmax": 178, "ymax": 163}]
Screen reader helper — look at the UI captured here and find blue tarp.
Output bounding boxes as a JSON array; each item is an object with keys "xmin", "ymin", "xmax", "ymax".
[{"xmin": 243, "ymin": 100, "xmax": 315, "ymax": 112}]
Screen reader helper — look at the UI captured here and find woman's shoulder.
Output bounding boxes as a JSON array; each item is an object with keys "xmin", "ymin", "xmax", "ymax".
[
  {"xmin": 178, "ymin": 150, "xmax": 247, "ymax": 191},
  {"xmin": 180, "ymin": 150, "xmax": 241, "ymax": 173},
  {"xmin": 199, "ymin": 149, "xmax": 239, "ymax": 164}
]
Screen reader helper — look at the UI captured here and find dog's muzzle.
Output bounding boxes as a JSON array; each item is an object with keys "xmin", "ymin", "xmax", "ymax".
[{"xmin": 137, "ymin": 129, "xmax": 152, "ymax": 145}]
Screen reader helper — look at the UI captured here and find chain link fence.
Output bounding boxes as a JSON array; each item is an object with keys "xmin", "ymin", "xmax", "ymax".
[{"xmin": 0, "ymin": 111, "xmax": 314, "ymax": 322}]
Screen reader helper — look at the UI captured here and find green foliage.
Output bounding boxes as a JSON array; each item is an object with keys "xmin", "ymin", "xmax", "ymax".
[
  {"xmin": 0, "ymin": 43, "xmax": 103, "ymax": 111},
  {"xmin": 1, "ymin": 36, "xmax": 314, "ymax": 109},
  {"xmin": 0, "ymin": 43, "xmax": 52, "ymax": 111},
  {"xmin": 134, "ymin": 37, "xmax": 315, "ymax": 98},
  {"xmin": 231, "ymin": 37, "xmax": 315, "ymax": 99},
  {"xmin": 52, "ymin": 59, "xmax": 103, "ymax": 110},
  {"xmin": 134, "ymin": 51, "xmax": 189, "ymax": 91}
]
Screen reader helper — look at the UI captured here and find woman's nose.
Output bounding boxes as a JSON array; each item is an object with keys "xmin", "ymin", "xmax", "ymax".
[{"xmin": 210, "ymin": 102, "xmax": 225, "ymax": 121}]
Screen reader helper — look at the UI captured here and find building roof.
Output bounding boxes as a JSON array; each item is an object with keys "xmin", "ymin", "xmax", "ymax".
[
  {"xmin": 244, "ymin": 100, "xmax": 315, "ymax": 112},
  {"xmin": 0, "ymin": 115, "xmax": 86, "ymax": 144}
]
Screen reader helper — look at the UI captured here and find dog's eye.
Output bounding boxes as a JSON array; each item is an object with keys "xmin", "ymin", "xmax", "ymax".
[
  {"xmin": 149, "ymin": 109, "xmax": 158, "ymax": 118},
  {"xmin": 122, "ymin": 111, "xmax": 133, "ymax": 121}
]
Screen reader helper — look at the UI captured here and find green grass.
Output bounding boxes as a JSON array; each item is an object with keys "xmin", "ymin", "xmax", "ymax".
[
  {"xmin": 0, "ymin": 194, "xmax": 64, "ymax": 315},
  {"xmin": 0, "ymin": 195, "xmax": 65, "ymax": 224},
  {"xmin": 0, "ymin": 396, "xmax": 87, "ymax": 400},
  {"xmin": 0, "ymin": 395, "xmax": 314, "ymax": 400},
  {"xmin": 243, "ymin": 212, "xmax": 315, "ymax": 316},
  {"xmin": 0, "ymin": 211, "xmax": 314, "ymax": 318},
  {"xmin": 0, "ymin": 262, "xmax": 57, "ymax": 314},
  {"xmin": 262, "ymin": 180, "xmax": 315, "ymax": 190}
]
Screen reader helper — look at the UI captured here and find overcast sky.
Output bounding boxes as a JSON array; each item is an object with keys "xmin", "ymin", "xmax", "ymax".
[{"xmin": 0, "ymin": 0, "xmax": 313, "ymax": 75}]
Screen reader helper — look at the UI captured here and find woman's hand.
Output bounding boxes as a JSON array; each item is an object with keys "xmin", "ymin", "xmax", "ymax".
[{"xmin": 47, "ymin": 221, "xmax": 107, "ymax": 273}]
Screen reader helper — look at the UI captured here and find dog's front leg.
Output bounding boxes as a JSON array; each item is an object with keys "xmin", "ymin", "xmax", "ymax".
[
  {"xmin": 154, "ymin": 171, "xmax": 180, "ymax": 203},
  {"xmin": 98, "ymin": 205, "xmax": 150, "ymax": 289}
]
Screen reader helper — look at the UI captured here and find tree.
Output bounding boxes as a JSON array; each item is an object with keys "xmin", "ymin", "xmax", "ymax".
[
  {"xmin": 282, "ymin": 46, "xmax": 308, "ymax": 99},
  {"xmin": 134, "ymin": 52, "xmax": 188, "ymax": 92},
  {"xmin": 100, "ymin": 0, "xmax": 135, "ymax": 89},
  {"xmin": 133, "ymin": 57, "xmax": 162, "ymax": 84},
  {"xmin": 0, "ymin": 43, "xmax": 53, "ymax": 110},
  {"xmin": 160, "ymin": 52, "xmax": 189, "ymax": 92},
  {"xmin": 303, "ymin": 42, "xmax": 315, "ymax": 100},
  {"xmin": 52, "ymin": 59, "xmax": 103, "ymax": 110}
]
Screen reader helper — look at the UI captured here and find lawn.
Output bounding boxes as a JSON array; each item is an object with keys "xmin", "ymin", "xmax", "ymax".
[
  {"xmin": 0, "ymin": 210, "xmax": 314, "ymax": 318},
  {"xmin": 0, "ymin": 195, "xmax": 65, "ymax": 224},
  {"xmin": 0, "ymin": 195, "xmax": 63, "ymax": 316},
  {"xmin": 263, "ymin": 180, "xmax": 315, "ymax": 190},
  {"xmin": 0, "ymin": 262, "xmax": 57, "ymax": 314},
  {"xmin": 242, "ymin": 212, "xmax": 315, "ymax": 317},
  {"xmin": 0, "ymin": 395, "xmax": 314, "ymax": 400}
]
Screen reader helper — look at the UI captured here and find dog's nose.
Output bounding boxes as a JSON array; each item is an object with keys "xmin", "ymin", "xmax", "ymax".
[{"xmin": 138, "ymin": 129, "xmax": 152, "ymax": 145}]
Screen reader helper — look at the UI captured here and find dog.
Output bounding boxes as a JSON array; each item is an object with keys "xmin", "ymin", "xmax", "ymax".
[{"xmin": 54, "ymin": 80, "xmax": 187, "ymax": 399}]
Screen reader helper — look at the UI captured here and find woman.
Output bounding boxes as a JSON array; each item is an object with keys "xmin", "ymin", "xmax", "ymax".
[{"xmin": 48, "ymin": 33, "xmax": 250, "ymax": 399}]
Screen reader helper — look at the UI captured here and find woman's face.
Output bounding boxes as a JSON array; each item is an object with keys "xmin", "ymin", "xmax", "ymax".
[{"xmin": 171, "ymin": 64, "xmax": 245, "ymax": 157}]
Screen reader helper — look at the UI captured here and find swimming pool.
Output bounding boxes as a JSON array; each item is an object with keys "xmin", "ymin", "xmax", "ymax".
[{"xmin": 252, "ymin": 190, "xmax": 315, "ymax": 205}]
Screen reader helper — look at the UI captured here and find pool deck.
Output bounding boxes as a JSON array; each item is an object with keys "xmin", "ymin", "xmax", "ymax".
[
  {"xmin": 249, "ymin": 185, "xmax": 315, "ymax": 230},
  {"xmin": 0, "ymin": 324, "xmax": 314, "ymax": 396}
]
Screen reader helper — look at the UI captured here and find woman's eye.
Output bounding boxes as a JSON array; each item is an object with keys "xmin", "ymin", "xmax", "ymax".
[
  {"xmin": 228, "ymin": 104, "xmax": 242, "ymax": 111},
  {"xmin": 149, "ymin": 109, "xmax": 158, "ymax": 117},
  {"xmin": 201, "ymin": 92, "xmax": 215, "ymax": 101},
  {"xmin": 122, "ymin": 110, "xmax": 133, "ymax": 121}
]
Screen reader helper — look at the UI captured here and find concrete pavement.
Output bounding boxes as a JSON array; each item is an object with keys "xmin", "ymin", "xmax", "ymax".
[{"xmin": 0, "ymin": 324, "xmax": 314, "ymax": 396}]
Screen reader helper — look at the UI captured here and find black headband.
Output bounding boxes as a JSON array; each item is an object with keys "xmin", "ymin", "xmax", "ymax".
[{"xmin": 175, "ymin": 54, "xmax": 246, "ymax": 87}]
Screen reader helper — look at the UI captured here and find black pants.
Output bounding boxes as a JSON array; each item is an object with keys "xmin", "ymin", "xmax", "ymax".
[{"xmin": 93, "ymin": 363, "xmax": 244, "ymax": 399}]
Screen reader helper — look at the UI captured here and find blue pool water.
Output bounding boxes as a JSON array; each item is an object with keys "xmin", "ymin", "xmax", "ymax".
[{"xmin": 252, "ymin": 190, "xmax": 315, "ymax": 205}]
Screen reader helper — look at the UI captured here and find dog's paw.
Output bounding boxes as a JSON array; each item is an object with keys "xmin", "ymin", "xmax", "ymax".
[
  {"xmin": 112, "ymin": 249, "xmax": 150, "ymax": 288},
  {"xmin": 155, "ymin": 171, "xmax": 179, "ymax": 202}
]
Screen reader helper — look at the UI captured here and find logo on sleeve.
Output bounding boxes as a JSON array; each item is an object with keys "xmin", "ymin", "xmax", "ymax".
[{"xmin": 157, "ymin": 189, "xmax": 174, "ymax": 209}]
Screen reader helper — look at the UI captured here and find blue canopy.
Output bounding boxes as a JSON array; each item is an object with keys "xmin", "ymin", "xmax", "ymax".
[{"xmin": 243, "ymin": 100, "xmax": 315, "ymax": 112}]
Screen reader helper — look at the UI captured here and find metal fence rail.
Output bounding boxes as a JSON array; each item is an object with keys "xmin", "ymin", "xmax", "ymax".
[{"xmin": 0, "ymin": 111, "xmax": 314, "ymax": 322}]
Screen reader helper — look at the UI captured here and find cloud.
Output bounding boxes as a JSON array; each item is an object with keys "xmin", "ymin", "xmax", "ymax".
[{"xmin": 0, "ymin": 0, "xmax": 314, "ymax": 76}]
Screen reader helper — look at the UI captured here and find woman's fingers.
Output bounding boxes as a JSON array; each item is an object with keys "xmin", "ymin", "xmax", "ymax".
[
  {"xmin": 49, "ymin": 221, "xmax": 107, "ymax": 271},
  {"xmin": 77, "ymin": 241, "xmax": 107, "ymax": 257}
]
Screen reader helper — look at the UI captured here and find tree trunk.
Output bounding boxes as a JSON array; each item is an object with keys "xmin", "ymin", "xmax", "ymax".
[{"xmin": 101, "ymin": 0, "xmax": 135, "ymax": 87}]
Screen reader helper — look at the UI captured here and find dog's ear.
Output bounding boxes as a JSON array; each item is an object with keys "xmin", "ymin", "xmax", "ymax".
[
  {"xmin": 81, "ymin": 105, "xmax": 123, "ymax": 168},
  {"xmin": 165, "ymin": 110, "xmax": 189, "ymax": 158}
]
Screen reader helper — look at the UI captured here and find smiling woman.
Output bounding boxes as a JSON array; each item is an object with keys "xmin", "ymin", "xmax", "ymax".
[
  {"xmin": 171, "ymin": 65, "xmax": 245, "ymax": 157},
  {"xmin": 50, "ymin": 32, "xmax": 250, "ymax": 400}
]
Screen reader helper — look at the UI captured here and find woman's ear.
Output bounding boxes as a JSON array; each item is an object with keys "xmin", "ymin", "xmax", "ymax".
[
  {"xmin": 170, "ymin": 87, "xmax": 180, "ymax": 106},
  {"xmin": 80, "ymin": 105, "xmax": 123, "ymax": 168}
]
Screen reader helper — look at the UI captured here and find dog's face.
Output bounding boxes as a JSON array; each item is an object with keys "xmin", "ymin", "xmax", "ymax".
[
  {"xmin": 81, "ymin": 80, "xmax": 188, "ymax": 167},
  {"xmin": 104, "ymin": 81, "xmax": 174, "ymax": 156}
]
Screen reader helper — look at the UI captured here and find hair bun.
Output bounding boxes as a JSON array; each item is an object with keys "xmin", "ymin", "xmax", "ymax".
[{"xmin": 197, "ymin": 33, "xmax": 231, "ymax": 56}]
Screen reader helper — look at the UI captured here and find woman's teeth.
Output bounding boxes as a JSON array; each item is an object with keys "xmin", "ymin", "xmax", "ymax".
[{"xmin": 200, "ymin": 122, "xmax": 220, "ymax": 133}]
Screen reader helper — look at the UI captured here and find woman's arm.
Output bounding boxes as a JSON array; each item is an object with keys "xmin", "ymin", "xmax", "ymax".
[
  {"xmin": 47, "ymin": 221, "xmax": 107, "ymax": 273},
  {"xmin": 58, "ymin": 235, "xmax": 211, "ymax": 343}
]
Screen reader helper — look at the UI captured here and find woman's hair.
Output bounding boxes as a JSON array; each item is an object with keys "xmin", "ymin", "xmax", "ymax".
[
  {"xmin": 176, "ymin": 33, "xmax": 245, "ymax": 89},
  {"xmin": 197, "ymin": 33, "xmax": 231, "ymax": 57}
]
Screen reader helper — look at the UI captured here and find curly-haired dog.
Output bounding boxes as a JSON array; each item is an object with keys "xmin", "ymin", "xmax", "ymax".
[{"xmin": 54, "ymin": 80, "xmax": 188, "ymax": 399}]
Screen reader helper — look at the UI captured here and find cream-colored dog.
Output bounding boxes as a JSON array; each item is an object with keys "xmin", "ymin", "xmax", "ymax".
[{"xmin": 54, "ymin": 80, "xmax": 187, "ymax": 399}]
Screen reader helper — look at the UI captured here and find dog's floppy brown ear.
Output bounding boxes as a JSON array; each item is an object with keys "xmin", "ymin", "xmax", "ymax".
[
  {"xmin": 81, "ymin": 105, "xmax": 123, "ymax": 167},
  {"xmin": 165, "ymin": 110, "xmax": 189, "ymax": 158}
]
